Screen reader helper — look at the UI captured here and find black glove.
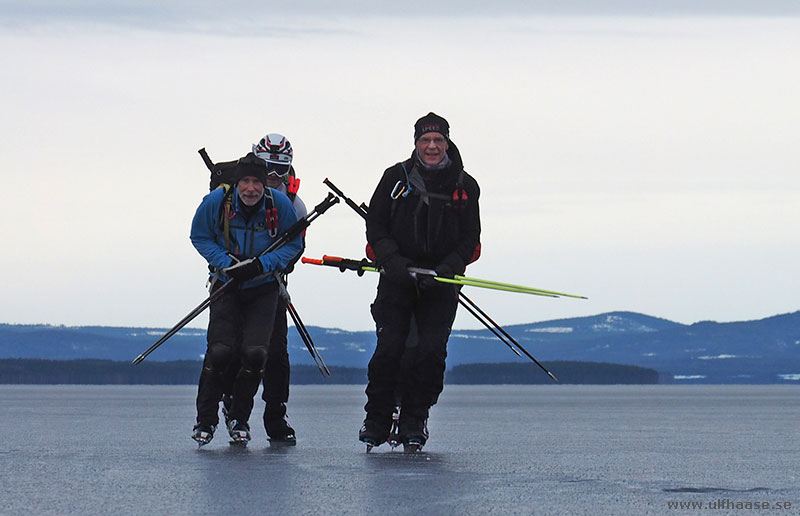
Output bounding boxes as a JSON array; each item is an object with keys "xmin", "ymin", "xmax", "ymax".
[
  {"xmin": 418, "ymin": 262, "xmax": 455, "ymax": 290},
  {"xmin": 434, "ymin": 262, "xmax": 455, "ymax": 279},
  {"xmin": 381, "ymin": 254, "xmax": 413, "ymax": 286},
  {"xmin": 223, "ymin": 257, "xmax": 264, "ymax": 281}
]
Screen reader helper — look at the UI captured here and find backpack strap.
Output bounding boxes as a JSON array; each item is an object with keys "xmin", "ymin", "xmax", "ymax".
[
  {"xmin": 217, "ymin": 184, "xmax": 236, "ymax": 251},
  {"xmin": 287, "ymin": 176, "xmax": 301, "ymax": 200},
  {"xmin": 286, "ymin": 166, "xmax": 300, "ymax": 201},
  {"xmin": 392, "ymin": 161, "xmax": 466, "ymax": 207},
  {"xmin": 264, "ymin": 187, "xmax": 279, "ymax": 238},
  {"xmin": 452, "ymin": 169, "xmax": 467, "ymax": 210}
]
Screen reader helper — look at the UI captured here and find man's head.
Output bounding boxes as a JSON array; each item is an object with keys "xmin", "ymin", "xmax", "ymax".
[
  {"xmin": 235, "ymin": 154, "xmax": 267, "ymax": 206},
  {"xmin": 414, "ymin": 112, "xmax": 450, "ymax": 167},
  {"xmin": 253, "ymin": 133, "xmax": 293, "ymax": 189}
]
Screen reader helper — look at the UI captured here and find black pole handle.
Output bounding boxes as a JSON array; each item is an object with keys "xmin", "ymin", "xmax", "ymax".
[
  {"xmin": 198, "ymin": 148, "xmax": 214, "ymax": 172},
  {"xmin": 323, "ymin": 178, "xmax": 367, "ymax": 220}
]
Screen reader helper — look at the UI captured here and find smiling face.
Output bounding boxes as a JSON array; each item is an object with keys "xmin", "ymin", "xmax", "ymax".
[
  {"xmin": 237, "ymin": 176, "xmax": 265, "ymax": 206},
  {"xmin": 415, "ymin": 132, "xmax": 449, "ymax": 167}
]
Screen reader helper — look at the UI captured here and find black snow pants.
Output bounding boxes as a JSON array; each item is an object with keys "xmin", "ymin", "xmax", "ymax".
[
  {"xmin": 218, "ymin": 294, "xmax": 291, "ymax": 422},
  {"xmin": 261, "ymin": 295, "xmax": 290, "ymax": 421},
  {"xmin": 365, "ymin": 277, "xmax": 459, "ymax": 421},
  {"xmin": 196, "ymin": 280, "xmax": 279, "ymax": 426}
]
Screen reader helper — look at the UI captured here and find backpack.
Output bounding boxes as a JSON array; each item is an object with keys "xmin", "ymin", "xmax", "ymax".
[{"xmin": 208, "ymin": 159, "xmax": 238, "ymax": 191}]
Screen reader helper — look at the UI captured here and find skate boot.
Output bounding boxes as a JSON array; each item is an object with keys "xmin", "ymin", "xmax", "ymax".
[
  {"xmin": 265, "ymin": 416, "xmax": 296, "ymax": 446},
  {"xmin": 387, "ymin": 407, "xmax": 401, "ymax": 449},
  {"xmin": 192, "ymin": 423, "xmax": 216, "ymax": 446},
  {"xmin": 359, "ymin": 415, "xmax": 392, "ymax": 452},
  {"xmin": 221, "ymin": 394, "xmax": 233, "ymax": 427},
  {"xmin": 226, "ymin": 419, "xmax": 251, "ymax": 445},
  {"xmin": 399, "ymin": 416, "xmax": 428, "ymax": 453}
]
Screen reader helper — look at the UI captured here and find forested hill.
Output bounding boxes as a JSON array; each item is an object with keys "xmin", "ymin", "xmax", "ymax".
[
  {"xmin": 2, "ymin": 310, "xmax": 799, "ymax": 383},
  {"xmin": 0, "ymin": 359, "xmax": 659, "ymax": 385}
]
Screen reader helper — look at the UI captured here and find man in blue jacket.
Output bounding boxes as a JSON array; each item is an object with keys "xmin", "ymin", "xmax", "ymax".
[
  {"xmin": 190, "ymin": 153, "xmax": 302, "ymax": 445},
  {"xmin": 220, "ymin": 133, "xmax": 307, "ymax": 445}
]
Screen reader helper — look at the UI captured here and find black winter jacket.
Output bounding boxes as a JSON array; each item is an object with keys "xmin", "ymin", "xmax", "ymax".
[{"xmin": 366, "ymin": 141, "xmax": 481, "ymax": 273}]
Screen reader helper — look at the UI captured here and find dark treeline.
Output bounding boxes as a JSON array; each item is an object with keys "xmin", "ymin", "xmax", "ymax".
[
  {"xmin": 0, "ymin": 359, "xmax": 660, "ymax": 385},
  {"xmin": 0, "ymin": 359, "xmax": 367, "ymax": 385}
]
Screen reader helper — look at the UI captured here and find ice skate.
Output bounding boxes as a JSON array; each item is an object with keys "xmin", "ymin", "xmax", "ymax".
[
  {"xmin": 192, "ymin": 423, "xmax": 216, "ymax": 447},
  {"xmin": 227, "ymin": 419, "xmax": 251, "ymax": 446}
]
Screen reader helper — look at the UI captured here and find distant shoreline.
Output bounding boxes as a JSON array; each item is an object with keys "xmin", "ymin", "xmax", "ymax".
[
  {"xmin": 3, "ymin": 311, "xmax": 799, "ymax": 384},
  {"xmin": 0, "ymin": 359, "xmax": 660, "ymax": 385}
]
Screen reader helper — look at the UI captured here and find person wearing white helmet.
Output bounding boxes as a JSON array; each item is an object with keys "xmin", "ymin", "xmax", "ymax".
[
  {"xmin": 254, "ymin": 133, "xmax": 307, "ymax": 445},
  {"xmin": 220, "ymin": 133, "xmax": 307, "ymax": 445}
]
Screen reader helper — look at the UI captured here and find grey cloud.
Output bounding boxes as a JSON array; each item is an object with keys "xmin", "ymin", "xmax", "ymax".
[{"xmin": 2, "ymin": 1, "xmax": 799, "ymax": 32}]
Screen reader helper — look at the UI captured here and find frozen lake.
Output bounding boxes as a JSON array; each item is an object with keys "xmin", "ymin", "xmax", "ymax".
[{"xmin": 1, "ymin": 385, "xmax": 797, "ymax": 515}]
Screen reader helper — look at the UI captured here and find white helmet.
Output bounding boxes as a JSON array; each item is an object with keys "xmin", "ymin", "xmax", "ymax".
[{"xmin": 253, "ymin": 133, "xmax": 293, "ymax": 176}]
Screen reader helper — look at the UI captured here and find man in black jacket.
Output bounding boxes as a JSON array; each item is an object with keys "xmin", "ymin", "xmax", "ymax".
[{"xmin": 360, "ymin": 112, "xmax": 481, "ymax": 450}]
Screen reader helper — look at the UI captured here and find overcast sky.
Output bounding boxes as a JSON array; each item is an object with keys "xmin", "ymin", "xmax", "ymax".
[{"xmin": 2, "ymin": 2, "xmax": 798, "ymax": 332}]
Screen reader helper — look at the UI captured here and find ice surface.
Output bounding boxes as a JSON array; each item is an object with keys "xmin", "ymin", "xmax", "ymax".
[{"xmin": 1, "ymin": 384, "xmax": 797, "ymax": 515}]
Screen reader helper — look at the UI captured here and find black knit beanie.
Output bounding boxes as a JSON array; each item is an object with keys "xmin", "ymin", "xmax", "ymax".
[
  {"xmin": 235, "ymin": 152, "xmax": 268, "ymax": 185},
  {"xmin": 414, "ymin": 112, "xmax": 450, "ymax": 141}
]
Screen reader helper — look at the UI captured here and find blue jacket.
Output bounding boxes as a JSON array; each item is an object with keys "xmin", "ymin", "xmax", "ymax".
[{"xmin": 190, "ymin": 186, "xmax": 302, "ymax": 288}]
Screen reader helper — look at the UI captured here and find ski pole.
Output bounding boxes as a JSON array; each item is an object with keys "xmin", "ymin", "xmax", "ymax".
[
  {"xmin": 132, "ymin": 193, "xmax": 340, "ymax": 365},
  {"xmin": 304, "ymin": 254, "xmax": 563, "ymax": 380},
  {"xmin": 446, "ymin": 273, "xmax": 586, "ymax": 299},
  {"xmin": 287, "ymin": 302, "xmax": 331, "ymax": 376},
  {"xmin": 323, "ymin": 178, "xmax": 368, "ymax": 219},
  {"xmin": 275, "ymin": 273, "xmax": 330, "ymax": 377},
  {"xmin": 408, "ymin": 268, "xmax": 560, "ymax": 297},
  {"xmin": 406, "ymin": 266, "xmax": 585, "ymax": 299},
  {"xmin": 304, "ymin": 255, "xmax": 553, "ymax": 296},
  {"xmin": 306, "ymin": 254, "xmax": 585, "ymax": 299},
  {"xmin": 132, "ymin": 284, "xmax": 230, "ymax": 365},
  {"xmin": 458, "ymin": 292, "xmax": 558, "ymax": 382},
  {"xmin": 456, "ymin": 296, "xmax": 521, "ymax": 358}
]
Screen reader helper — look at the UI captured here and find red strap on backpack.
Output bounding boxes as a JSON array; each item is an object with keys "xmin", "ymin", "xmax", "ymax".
[
  {"xmin": 287, "ymin": 176, "xmax": 301, "ymax": 196},
  {"xmin": 266, "ymin": 207, "xmax": 279, "ymax": 237},
  {"xmin": 452, "ymin": 188, "xmax": 468, "ymax": 209}
]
